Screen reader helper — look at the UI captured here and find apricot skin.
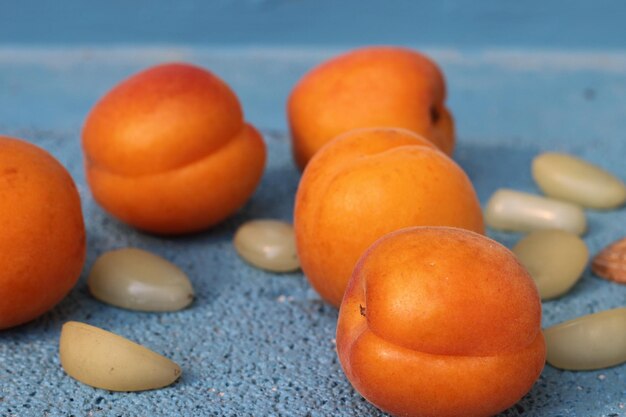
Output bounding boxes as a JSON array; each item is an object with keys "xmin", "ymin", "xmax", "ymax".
[
  {"xmin": 0, "ymin": 136, "xmax": 86, "ymax": 330},
  {"xmin": 337, "ymin": 227, "xmax": 546, "ymax": 417},
  {"xmin": 294, "ymin": 128, "xmax": 484, "ymax": 307},
  {"xmin": 288, "ymin": 46, "xmax": 454, "ymax": 169},
  {"xmin": 83, "ymin": 63, "xmax": 266, "ymax": 234}
]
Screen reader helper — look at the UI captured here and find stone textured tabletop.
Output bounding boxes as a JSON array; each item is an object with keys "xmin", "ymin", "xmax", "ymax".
[{"xmin": 1, "ymin": 44, "xmax": 626, "ymax": 416}]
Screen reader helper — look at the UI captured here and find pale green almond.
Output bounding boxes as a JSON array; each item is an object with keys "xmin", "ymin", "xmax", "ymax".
[
  {"xmin": 533, "ymin": 152, "xmax": 626, "ymax": 209},
  {"xmin": 234, "ymin": 219, "xmax": 300, "ymax": 272},
  {"xmin": 88, "ymin": 248, "xmax": 194, "ymax": 312},
  {"xmin": 484, "ymin": 189, "xmax": 586, "ymax": 235},
  {"xmin": 545, "ymin": 308, "xmax": 626, "ymax": 370},
  {"xmin": 513, "ymin": 229, "xmax": 588, "ymax": 300},
  {"xmin": 60, "ymin": 321, "xmax": 181, "ymax": 391}
]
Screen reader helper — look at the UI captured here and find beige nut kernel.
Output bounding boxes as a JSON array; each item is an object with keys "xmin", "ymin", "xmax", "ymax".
[
  {"xmin": 59, "ymin": 321, "xmax": 181, "ymax": 391},
  {"xmin": 88, "ymin": 248, "xmax": 194, "ymax": 312},
  {"xmin": 234, "ymin": 219, "xmax": 300, "ymax": 272},
  {"xmin": 484, "ymin": 189, "xmax": 586, "ymax": 235},
  {"xmin": 545, "ymin": 308, "xmax": 626, "ymax": 370},
  {"xmin": 533, "ymin": 152, "xmax": 626, "ymax": 209},
  {"xmin": 513, "ymin": 230, "xmax": 588, "ymax": 300}
]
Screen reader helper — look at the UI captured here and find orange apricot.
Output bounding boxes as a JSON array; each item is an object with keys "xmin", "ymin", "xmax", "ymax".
[
  {"xmin": 287, "ymin": 46, "xmax": 454, "ymax": 169},
  {"xmin": 294, "ymin": 128, "xmax": 484, "ymax": 307},
  {"xmin": 337, "ymin": 226, "xmax": 546, "ymax": 417},
  {"xmin": 0, "ymin": 136, "xmax": 86, "ymax": 330},
  {"xmin": 82, "ymin": 63, "xmax": 266, "ymax": 234}
]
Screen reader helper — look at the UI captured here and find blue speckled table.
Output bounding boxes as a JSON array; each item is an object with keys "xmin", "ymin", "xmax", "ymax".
[{"xmin": 1, "ymin": 46, "xmax": 626, "ymax": 416}]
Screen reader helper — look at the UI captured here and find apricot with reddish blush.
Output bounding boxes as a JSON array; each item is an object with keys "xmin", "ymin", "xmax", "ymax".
[
  {"xmin": 337, "ymin": 227, "xmax": 545, "ymax": 417},
  {"xmin": 294, "ymin": 127, "xmax": 483, "ymax": 307},
  {"xmin": 83, "ymin": 63, "xmax": 266, "ymax": 234},
  {"xmin": 288, "ymin": 46, "xmax": 454, "ymax": 169}
]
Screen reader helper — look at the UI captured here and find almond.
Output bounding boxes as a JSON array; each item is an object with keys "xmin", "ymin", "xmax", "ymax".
[
  {"xmin": 545, "ymin": 307, "xmax": 626, "ymax": 370},
  {"xmin": 592, "ymin": 237, "xmax": 626, "ymax": 283},
  {"xmin": 60, "ymin": 321, "xmax": 181, "ymax": 391}
]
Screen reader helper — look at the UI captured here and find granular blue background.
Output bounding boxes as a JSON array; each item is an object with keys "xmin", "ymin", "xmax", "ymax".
[{"xmin": 1, "ymin": 2, "xmax": 626, "ymax": 416}]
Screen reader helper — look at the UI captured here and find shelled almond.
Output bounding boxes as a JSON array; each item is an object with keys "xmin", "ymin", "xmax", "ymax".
[{"xmin": 60, "ymin": 321, "xmax": 181, "ymax": 391}]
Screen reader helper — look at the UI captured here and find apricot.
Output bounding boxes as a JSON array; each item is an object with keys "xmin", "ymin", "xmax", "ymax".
[
  {"xmin": 0, "ymin": 136, "xmax": 86, "ymax": 330},
  {"xmin": 337, "ymin": 226, "xmax": 546, "ymax": 417},
  {"xmin": 82, "ymin": 63, "xmax": 266, "ymax": 234},
  {"xmin": 288, "ymin": 46, "xmax": 454, "ymax": 169},
  {"xmin": 294, "ymin": 128, "xmax": 484, "ymax": 307}
]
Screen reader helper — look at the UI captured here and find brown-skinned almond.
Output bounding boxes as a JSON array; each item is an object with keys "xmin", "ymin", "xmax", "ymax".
[{"xmin": 592, "ymin": 237, "xmax": 626, "ymax": 283}]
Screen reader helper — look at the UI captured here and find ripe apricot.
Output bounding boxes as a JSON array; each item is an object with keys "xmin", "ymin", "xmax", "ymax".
[
  {"xmin": 288, "ymin": 46, "xmax": 454, "ymax": 169},
  {"xmin": 83, "ymin": 63, "xmax": 266, "ymax": 234},
  {"xmin": 0, "ymin": 136, "xmax": 86, "ymax": 330},
  {"xmin": 337, "ymin": 226, "xmax": 546, "ymax": 417},
  {"xmin": 294, "ymin": 128, "xmax": 484, "ymax": 307}
]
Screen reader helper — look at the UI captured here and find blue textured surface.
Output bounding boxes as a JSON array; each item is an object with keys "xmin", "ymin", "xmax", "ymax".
[
  {"xmin": 1, "ymin": 46, "xmax": 626, "ymax": 416},
  {"xmin": 3, "ymin": 0, "xmax": 626, "ymax": 49}
]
